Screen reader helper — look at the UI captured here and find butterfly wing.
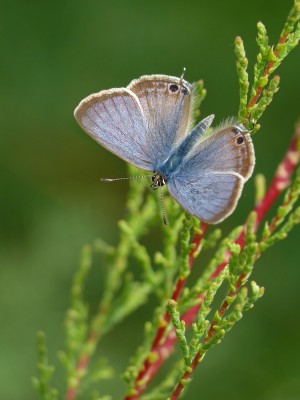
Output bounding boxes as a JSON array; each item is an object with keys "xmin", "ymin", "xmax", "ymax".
[
  {"xmin": 74, "ymin": 88, "xmax": 154, "ymax": 171},
  {"xmin": 127, "ymin": 75, "xmax": 195, "ymax": 168},
  {"xmin": 167, "ymin": 124, "xmax": 255, "ymax": 223},
  {"xmin": 168, "ymin": 172, "xmax": 244, "ymax": 223},
  {"xmin": 183, "ymin": 123, "xmax": 255, "ymax": 180}
]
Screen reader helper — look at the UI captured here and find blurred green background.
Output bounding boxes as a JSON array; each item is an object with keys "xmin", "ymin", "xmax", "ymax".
[{"xmin": 1, "ymin": 0, "xmax": 300, "ymax": 399}]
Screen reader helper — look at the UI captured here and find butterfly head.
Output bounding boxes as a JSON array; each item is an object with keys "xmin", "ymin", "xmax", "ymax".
[{"xmin": 151, "ymin": 173, "xmax": 166, "ymax": 190}]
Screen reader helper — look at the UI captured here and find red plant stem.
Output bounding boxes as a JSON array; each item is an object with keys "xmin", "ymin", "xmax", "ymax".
[
  {"xmin": 123, "ymin": 224, "xmax": 208, "ymax": 400},
  {"xmin": 255, "ymin": 126, "xmax": 300, "ymax": 230},
  {"xmin": 170, "ymin": 273, "xmax": 246, "ymax": 400},
  {"xmin": 245, "ymin": 33, "xmax": 288, "ymax": 121},
  {"xmin": 65, "ymin": 332, "xmax": 98, "ymax": 400},
  {"xmin": 125, "ymin": 124, "xmax": 300, "ymax": 400}
]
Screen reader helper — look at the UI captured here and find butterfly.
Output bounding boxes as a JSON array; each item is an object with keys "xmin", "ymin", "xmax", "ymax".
[{"xmin": 74, "ymin": 74, "xmax": 255, "ymax": 224}]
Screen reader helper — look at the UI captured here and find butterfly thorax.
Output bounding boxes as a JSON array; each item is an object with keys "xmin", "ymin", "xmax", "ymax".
[
  {"xmin": 153, "ymin": 116, "xmax": 215, "ymax": 180},
  {"xmin": 151, "ymin": 173, "xmax": 166, "ymax": 190}
]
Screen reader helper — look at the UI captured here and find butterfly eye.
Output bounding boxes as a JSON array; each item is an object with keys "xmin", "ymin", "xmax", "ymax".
[
  {"xmin": 237, "ymin": 136, "xmax": 244, "ymax": 145},
  {"xmin": 169, "ymin": 84, "xmax": 179, "ymax": 93}
]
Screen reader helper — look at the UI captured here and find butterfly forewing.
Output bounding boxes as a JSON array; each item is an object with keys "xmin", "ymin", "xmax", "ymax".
[
  {"xmin": 128, "ymin": 75, "xmax": 193, "ymax": 168},
  {"xmin": 74, "ymin": 88, "xmax": 154, "ymax": 171}
]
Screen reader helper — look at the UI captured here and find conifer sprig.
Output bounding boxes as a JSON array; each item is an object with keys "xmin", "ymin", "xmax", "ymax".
[{"xmin": 235, "ymin": 1, "xmax": 300, "ymax": 131}]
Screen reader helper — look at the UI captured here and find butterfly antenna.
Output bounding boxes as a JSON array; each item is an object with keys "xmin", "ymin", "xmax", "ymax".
[
  {"xmin": 180, "ymin": 67, "xmax": 186, "ymax": 81},
  {"xmin": 159, "ymin": 187, "xmax": 168, "ymax": 225},
  {"xmin": 100, "ymin": 175, "xmax": 152, "ymax": 182}
]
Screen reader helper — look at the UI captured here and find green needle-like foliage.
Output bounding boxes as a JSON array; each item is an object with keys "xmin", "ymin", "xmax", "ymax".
[
  {"xmin": 32, "ymin": 332, "xmax": 58, "ymax": 400},
  {"xmin": 235, "ymin": 0, "xmax": 300, "ymax": 131}
]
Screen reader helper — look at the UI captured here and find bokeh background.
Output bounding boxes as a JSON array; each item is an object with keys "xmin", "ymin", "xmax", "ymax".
[{"xmin": 1, "ymin": 0, "xmax": 300, "ymax": 399}]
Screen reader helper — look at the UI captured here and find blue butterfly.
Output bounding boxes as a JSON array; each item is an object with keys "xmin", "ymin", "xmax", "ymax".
[{"xmin": 74, "ymin": 75, "xmax": 255, "ymax": 224}]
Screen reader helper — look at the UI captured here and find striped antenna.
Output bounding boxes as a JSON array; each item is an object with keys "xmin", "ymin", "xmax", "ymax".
[
  {"xmin": 100, "ymin": 175, "xmax": 152, "ymax": 182},
  {"xmin": 180, "ymin": 67, "xmax": 187, "ymax": 80}
]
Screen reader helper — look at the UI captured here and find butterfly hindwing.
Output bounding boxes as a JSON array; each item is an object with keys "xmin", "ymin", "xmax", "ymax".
[
  {"xmin": 167, "ymin": 124, "xmax": 255, "ymax": 223},
  {"xmin": 167, "ymin": 172, "xmax": 244, "ymax": 223},
  {"xmin": 183, "ymin": 123, "xmax": 255, "ymax": 180}
]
